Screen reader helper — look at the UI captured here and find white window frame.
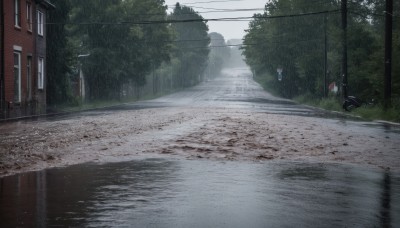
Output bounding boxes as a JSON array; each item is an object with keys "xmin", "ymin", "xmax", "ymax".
[
  {"xmin": 14, "ymin": 0, "xmax": 21, "ymax": 28},
  {"xmin": 14, "ymin": 52, "xmax": 22, "ymax": 103},
  {"xmin": 37, "ymin": 10, "xmax": 44, "ymax": 36},
  {"xmin": 27, "ymin": 2, "xmax": 32, "ymax": 31},
  {"xmin": 27, "ymin": 56, "xmax": 32, "ymax": 100},
  {"xmin": 38, "ymin": 58, "xmax": 44, "ymax": 90}
]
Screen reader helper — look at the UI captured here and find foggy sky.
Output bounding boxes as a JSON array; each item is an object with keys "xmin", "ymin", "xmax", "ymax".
[{"xmin": 164, "ymin": 0, "xmax": 268, "ymax": 40}]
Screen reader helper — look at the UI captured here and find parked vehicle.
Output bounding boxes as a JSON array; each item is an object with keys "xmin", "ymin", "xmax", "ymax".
[{"xmin": 343, "ymin": 96, "xmax": 363, "ymax": 111}]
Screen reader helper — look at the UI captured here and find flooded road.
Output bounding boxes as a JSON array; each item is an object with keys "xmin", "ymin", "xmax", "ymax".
[
  {"xmin": 80, "ymin": 68, "xmax": 330, "ymax": 118},
  {"xmin": 1, "ymin": 67, "xmax": 400, "ymax": 175},
  {"xmin": 0, "ymin": 159, "xmax": 399, "ymax": 227},
  {"xmin": 1, "ymin": 67, "xmax": 400, "ymax": 227}
]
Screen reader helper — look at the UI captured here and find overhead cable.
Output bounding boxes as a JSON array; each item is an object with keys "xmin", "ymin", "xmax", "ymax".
[{"xmin": 48, "ymin": 9, "xmax": 340, "ymax": 25}]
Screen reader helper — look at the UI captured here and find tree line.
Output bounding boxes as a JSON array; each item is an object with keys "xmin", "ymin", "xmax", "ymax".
[
  {"xmin": 46, "ymin": 0, "xmax": 230, "ymax": 106},
  {"xmin": 243, "ymin": 0, "xmax": 399, "ymax": 107}
]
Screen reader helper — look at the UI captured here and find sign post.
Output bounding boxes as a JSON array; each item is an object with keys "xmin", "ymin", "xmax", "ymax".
[{"xmin": 277, "ymin": 68, "xmax": 283, "ymax": 81}]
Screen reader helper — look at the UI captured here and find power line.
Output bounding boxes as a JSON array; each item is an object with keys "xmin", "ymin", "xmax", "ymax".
[
  {"xmin": 254, "ymin": 0, "xmax": 338, "ymax": 12},
  {"xmin": 48, "ymin": 9, "xmax": 340, "ymax": 25},
  {"xmin": 349, "ymin": 9, "xmax": 400, "ymax": 19},
  {"xmin": 173, "ymin": 0, "xmax": 246, "ymax": 5},
  {"xmin": 195, "ymin": 8, "xmax": 265, "ymax": 14},
  {"xmin": 127, "ymin": 7, "xmax": 265, "ymax": 16},
  {"xmin": 185, "ymin": 6, "xmax": 260, "ymax": 11},
  {"xmin": 180, "ymin": 38, "xmax": 325, "ymax": 50},
  {"xmin": 172, "ymin": 3, "xmax": 337, "ymax": 17},
  {"xmin": 61, "ymin": 2, "xmax": 338, "ymax": 23}
]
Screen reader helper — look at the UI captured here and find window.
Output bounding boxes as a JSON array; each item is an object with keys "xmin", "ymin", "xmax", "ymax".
[
  {"xmin": 14, "ymin": 52, "xmax": 21, "ymax": 102},
  {"xmin": 27, "ymin": 3, "xmax": 32, "ymax": 31},
  {"xmin": 27, "ymin": 56, "xmax": 32, "ymax": 100},
  {"xmin": 14, "ymin": 0, "xmax": 21, "ymax": 28},
  {"xmin": 37, "ymin": 11, "xmax": 44, "ymax": 36},
  {"xmin": 38, "ymin": 58, "xmax": 44, "ymax": 90}
]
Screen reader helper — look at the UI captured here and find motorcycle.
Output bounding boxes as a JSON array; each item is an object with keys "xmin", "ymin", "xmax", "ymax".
[{"xmin": 342, "ymin": 96, "xmax": 363, "ymax": 111}]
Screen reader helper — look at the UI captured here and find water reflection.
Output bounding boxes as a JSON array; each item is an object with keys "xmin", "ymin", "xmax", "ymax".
[
  {"xmin": 271, "ymin": 164, "xmax": 395, "ymax": 227},
  {"xmin": 0, "ymin": 160, "xmax": 399, "ymax": 227},
  {"xmin": 380, "ymin": 171, "xmax": 391, "ymax": 228},
  {"xmin": 278, "ymin": 165, "xmax": 328, "ymax": 181},
  {"xmin": 0, "ymin": 159, "xmax": 180, "ymax": 227},
  {"xmin": 0, "ymin": 171, "xmax": 47, "ymax": 227}
]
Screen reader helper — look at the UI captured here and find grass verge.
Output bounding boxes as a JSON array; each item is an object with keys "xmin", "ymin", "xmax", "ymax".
[
  {"xmin": 352, "ymin": 105, "xmax": 400, "ymax": 122},
  {"xmin": 294, "ymin": 95, "xmax": 400, "ymax": 123},
  {"xmin": 47, "ymin": 88, "xmax": 179, "ymax": 114}
]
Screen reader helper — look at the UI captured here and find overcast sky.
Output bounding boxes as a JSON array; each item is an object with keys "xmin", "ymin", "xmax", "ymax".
[{"xmin": 164, "ymin": 0, "xmax": 268, "ymax": 40}]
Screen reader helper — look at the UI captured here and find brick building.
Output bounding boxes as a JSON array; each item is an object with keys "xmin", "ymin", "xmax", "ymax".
[{"xmin": 0, "ymin": 0, "xmax": 54, "ymax": 119}]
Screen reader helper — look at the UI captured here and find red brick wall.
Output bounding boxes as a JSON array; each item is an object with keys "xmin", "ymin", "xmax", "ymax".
[
  {"xmin": 35, "ymin": 3, "xmax": 47, "ymax": 114},
  {"xmin": 2, "ymin": 0, "xmax": 47, "ymax": 117},
  {"xmin": 0, "ymin": 1, "xmax": 4, "ymax": 118}
]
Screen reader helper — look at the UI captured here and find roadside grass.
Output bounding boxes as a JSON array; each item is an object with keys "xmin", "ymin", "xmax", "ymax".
[
  {"xmin": 47, "ymin": 88, "xmax": 179, "ymax": 114},
  {"xmin": 253, "ymin": 74, "xmax": 281, "ymax": 97},
  {"xmin": 352, "ymin": 105, "xmax": 400, "ymax": 122},
  {"xmin": 294, "ymin": 95, "xmax": 342, "ymax": 112},
  {"xmin": 253, "ymin": 71, "xmax": 400, "ymax": 123},
  {"xmin": 294, "ymin": 95, "xmax": 400, "ymax": 123}
]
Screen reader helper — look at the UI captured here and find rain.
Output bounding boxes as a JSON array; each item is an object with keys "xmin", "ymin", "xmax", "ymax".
[{"xmin": 0, "ymin": 0, "xmax": 400, "ymax": 227}]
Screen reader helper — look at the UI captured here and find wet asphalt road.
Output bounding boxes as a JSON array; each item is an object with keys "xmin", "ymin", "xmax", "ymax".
[
  {"xmin": 87, "ymin": 68, "xmax": 330, "ymax": 118},
  {"xmin": 43, "ymin": 67, "xmax": 329, "ymax": 121},
  {"xmin": 0, "ymin": 159, "xmax": 399, "ymax": 227},
  {"xmin": 1, "ymin": 67, "xmax": 400, "ymax": 227}
]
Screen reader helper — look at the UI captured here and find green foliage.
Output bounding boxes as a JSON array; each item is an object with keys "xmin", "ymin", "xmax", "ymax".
[
  {"xmin": 253, "ymin": 71, "xmax": 281, "ymax": 97},
  {"xmin": 45, "ymin": 0, "xmax": 212, "ymax": 108},
  {"xmin": 68, "ymin": 0, "xmax": 173, "ymax": 100},
  {"xmin": 206, "ymin": 32, "xmax": 230, "ymax": 78},
  {"xmin": 294, "ymin": 95, "xmax": 342, "ymax": 112},
  {"xmin": 243, "ymin": 0, "xmax": 399, "ymax": 109},
  {"xmin": 243, "ymin": 0, "xmax": 339, "ymax": 99},
  {"xmin": 46, "ymin": 0, "xmax": 74, "ymax": 106},
  {"xmin": 293, "ymin": 94, "xmax": 400, "ymax": 122},
  {"xmin": 170, "ymin": 3, "xmax": 210, "ymax": 87}
]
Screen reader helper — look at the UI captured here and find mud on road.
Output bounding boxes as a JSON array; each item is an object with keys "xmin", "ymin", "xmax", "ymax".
[{"xmin": 1, "ymin": 106, "xmax": 399, "ymax": 177}]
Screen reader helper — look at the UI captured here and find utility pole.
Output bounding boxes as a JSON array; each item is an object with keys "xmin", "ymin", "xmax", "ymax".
[
  {"xmin": 341, "ymin": 0, "xmax": 348, "ymax": 99},
  {"xmin": 384, "ymin": 0, "xmax": 393, "ymax": 110}
]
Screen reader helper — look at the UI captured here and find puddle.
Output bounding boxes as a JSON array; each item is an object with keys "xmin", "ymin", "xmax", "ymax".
[{"xmin": 0, "ymin": 159, "xmax": 399, "ymax": 227}]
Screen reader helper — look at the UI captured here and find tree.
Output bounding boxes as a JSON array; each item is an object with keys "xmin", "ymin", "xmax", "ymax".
[
  {"xmin": 207, "ymin": 32, "xmax": 230, "ymax": 78},
  {"xmin": 68, "ymin": 0, "xmax": 173, "ymax": 100},
  {"xmin": 226, "ymin": 39, "xmax": 246, "ymax": 68},
  {"xmin": 170, "ymin": 3, "xmax": 210, "ymax": 87},
  {"xmin": 244, "ymin": 0, "xmax": 337, "ymax": 98},
  {"xmin": 243, "ymin": 0, "xmax": 399, "ymax": 105},
  {"xmin": 46, "ymin": 0, "xmax": 74, "ymax": 106}
]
